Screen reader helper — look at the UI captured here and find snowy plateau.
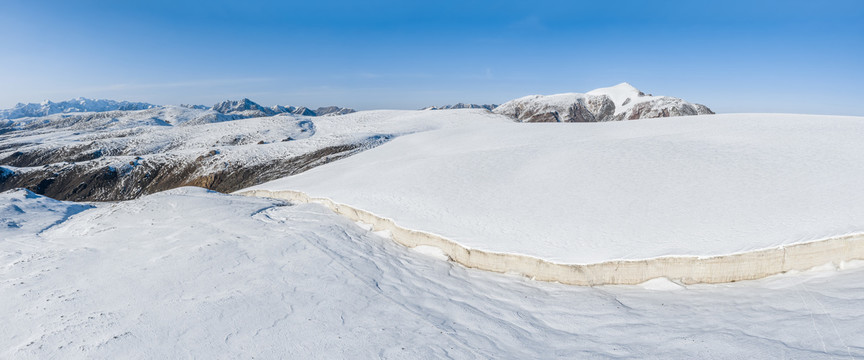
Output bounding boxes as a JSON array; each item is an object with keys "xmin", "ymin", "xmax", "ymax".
[{"xmin": 2, "ymin": 84, "xmax": 864, "ymax": 358}]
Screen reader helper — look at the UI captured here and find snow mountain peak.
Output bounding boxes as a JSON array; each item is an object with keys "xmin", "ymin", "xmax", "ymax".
[
  {"xmin": 494, "ymin": 83, "xmax": 713, "ymax": 123},
  {"xmin": 212, "ymin": 98, "xmax": 270, "ymax": 114}
]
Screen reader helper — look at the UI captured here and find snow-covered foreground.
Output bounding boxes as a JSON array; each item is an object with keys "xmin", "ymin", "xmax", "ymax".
[
  {"xmin": 2, "ymin": 188, "xmax": 863, "ymax": 358},
  {"xmin": 249, "ymin": 113, "xmax": 864, "ymax": 266}
]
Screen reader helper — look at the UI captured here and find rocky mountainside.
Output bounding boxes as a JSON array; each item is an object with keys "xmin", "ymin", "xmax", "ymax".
[
  {"xmin": 211, "ymin": 98, "xmax": 278, "ymax": 117},
  {"xmin": 292, "ymin": 107, "xmax": 317, "ymax": 116},
  {"xmin": 315, "ymin": 106, "xmax": 357, "ymax": 116},
  {"xmin": 0, "ymin": 98, "xmax": 157, "ymax": 120},
  {"xmin": 493, "ymin": 83, "xmax": 713, "ymax": 122}
]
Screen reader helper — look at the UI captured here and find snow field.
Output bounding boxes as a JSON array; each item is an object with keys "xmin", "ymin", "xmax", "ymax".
[
  {"xmin": 2, "ymin": 188, "xmax": 864, "ymax": 358},
  {"xmin": 240, "ymin": 188, "xmax": 864, "ymax": 285},
  {"xmin": 246, "ymin": 113, "xmax": 864, "ymax": 283}
]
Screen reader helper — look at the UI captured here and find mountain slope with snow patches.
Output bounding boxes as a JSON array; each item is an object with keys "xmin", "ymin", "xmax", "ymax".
[
  {"xmin": 0, "ymin": 85, "xmax": 711, "ymax": 200},
  {"xmin": 494, "ymin": 83, "xmax": 713, "ymax": 122},
  {"xmin": 0, "ymin": 108, "xmax": 502, "ymax": 200}
]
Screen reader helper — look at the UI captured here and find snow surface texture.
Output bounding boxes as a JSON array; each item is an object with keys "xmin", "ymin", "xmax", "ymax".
[
  {"xmin": 240, "ymin": 188, "xmax": 864, "ymax": 285},
  {"xmin": 2, "ymin": 188, "xmax": 863, "ymax": 358},
  {"xmin": 0, "ymin": 189, "xmax": 92, "ymax": 240},
  {"xmin": 247, "ymin": 114, "xmax": 864, "ymax": 270}
]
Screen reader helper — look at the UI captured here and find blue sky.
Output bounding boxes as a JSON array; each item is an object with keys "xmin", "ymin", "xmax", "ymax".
[{"xmin": 1, "ymin": 0, "xmax": 862, "ymax": 114}]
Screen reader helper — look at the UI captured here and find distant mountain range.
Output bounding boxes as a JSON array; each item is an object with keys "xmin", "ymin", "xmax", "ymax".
[
  {"xmin": 422, "ymin": 103, "xmax": 498, "ymax": 111},
  {"xmin": 1, "ymin": 83, "xmax": 711, "ymax": 123},
  {"xmin": 0, "ymin": 98, "xmax": 355, "ymax": 120},
  {"xmin": 0, "ymin": 98, "xmax": 157, "ymax": 120}
]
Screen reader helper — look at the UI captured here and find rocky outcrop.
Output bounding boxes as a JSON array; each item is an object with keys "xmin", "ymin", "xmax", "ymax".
[
  {"xmin": 618, "ymin": 98, "xmax": 714, "ymax": 120},
  {"xmin": 494, "ymin": 83, "xmax": 714, "ymax": 123},
  {"xmin": 291, "ymin": 107, "xmax": 316, "ymax": 116},
  {"xmin": 212, "ymin": 98, "xmax": 277, "ymax": 117}
]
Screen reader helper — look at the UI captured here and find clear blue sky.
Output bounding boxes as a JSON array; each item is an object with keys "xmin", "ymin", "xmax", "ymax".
[{"xmin": 2, "ymin": 0, "xmax": 862, "ymax": 114}]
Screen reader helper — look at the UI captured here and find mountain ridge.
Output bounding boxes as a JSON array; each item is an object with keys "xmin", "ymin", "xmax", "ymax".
[
  {"xmin": 494, "ymin": 83, "xmax": 714, "ymax": 122},
  {"xmin": 0, "ymin": 98, "xmax": 158, "ymax": 120},
  {"xmin": 1, "ymin": 97, "xmax": 357, "ymax": 120}
]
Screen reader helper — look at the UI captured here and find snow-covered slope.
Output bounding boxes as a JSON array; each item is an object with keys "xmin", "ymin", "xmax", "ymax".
[
  {"xmin": 1, "ymin": 187, "xmax": 862, "ymax": 358},
  {"xmin": 0, "ymin": 98, "xmax": 157, "ymax": 120},
  {"xmin": 0, "ymin": 108, "xmax": 502, "ymax": 200},
  {"xmin": 494, "ymin": 83, "xmax": 713, "ymax": 122},
  {"xmin": 247, "ymin": 113, "xmax": 864, "ymax": 268},
  {"xmin": 0, "ymin": 189, "xmax": 92, "ymax": 241}
]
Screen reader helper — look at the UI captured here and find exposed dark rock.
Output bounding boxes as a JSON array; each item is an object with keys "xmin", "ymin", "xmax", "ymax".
[
  {"xmin": 1, "ymin": 144, "xmax": 98, "ymax": 167},
  {"xmin": 586, "ymin": 96, "xmax": 616, "ymax": 121}
]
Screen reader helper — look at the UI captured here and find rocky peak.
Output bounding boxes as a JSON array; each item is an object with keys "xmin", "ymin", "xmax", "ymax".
[
  {"xmin": 271, "ymin": 105, "xmax": 297, "ymax": 114},
  {"xmin": 212, "ymin": 98, "xmax": 273, "ymax": 115},
  {"xmin": 493, "ymin": 84, "xmax": 713, "ymax": 123},
  {"xmin": 292, "ymin": 107, "xmax": 316, "ymax": 116}
]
